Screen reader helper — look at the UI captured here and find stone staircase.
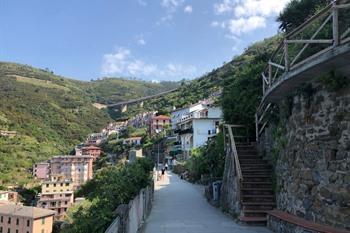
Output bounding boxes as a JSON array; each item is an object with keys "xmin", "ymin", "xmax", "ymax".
[{"xmin": 237, "ymin": 143, "xmax": 275, "ymax": 224}]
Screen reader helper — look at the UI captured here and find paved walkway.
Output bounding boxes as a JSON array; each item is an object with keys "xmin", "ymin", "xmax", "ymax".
[{"xmin": 143, "ymin": 172, "xmax": 272, "ymax": 233}]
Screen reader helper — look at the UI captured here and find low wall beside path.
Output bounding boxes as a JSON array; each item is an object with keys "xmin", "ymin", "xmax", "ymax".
[{"xmin": 105, "ymin": 184, "xmax": 154, "ymax": 233}]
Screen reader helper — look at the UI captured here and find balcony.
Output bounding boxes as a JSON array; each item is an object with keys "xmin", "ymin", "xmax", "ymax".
[{"xmin": 174, "ymin": 127, "xmax": 193, "ymax": 135}]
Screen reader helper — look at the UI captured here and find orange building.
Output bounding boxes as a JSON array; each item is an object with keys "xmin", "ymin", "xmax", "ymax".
[
  {"xmin": 81, "ymin": 146, "xmax": 101, "ymax": 160},
  {"xmin": 0, "ymin": 204, "xmax": 55, "ymax": 233},
  {"xmin": 149, "ymin": 115, "xmax": 171, "ymax": 135}
]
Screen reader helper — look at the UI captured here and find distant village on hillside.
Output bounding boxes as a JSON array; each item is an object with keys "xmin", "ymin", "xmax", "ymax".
[{"xmin": 0, "ymin": 96, "xmax": 223, "ymax": 231}]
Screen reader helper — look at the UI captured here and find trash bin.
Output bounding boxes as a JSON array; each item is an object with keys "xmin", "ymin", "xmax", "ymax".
[{"xmin": 212, "ymin": 181, "xmax": 222, "ymax": 201}]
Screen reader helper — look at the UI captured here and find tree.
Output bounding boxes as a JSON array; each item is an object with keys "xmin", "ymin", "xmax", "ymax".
[{"xmin": 277, "ymin": 0, "xmax": 330, "ymax": 32}]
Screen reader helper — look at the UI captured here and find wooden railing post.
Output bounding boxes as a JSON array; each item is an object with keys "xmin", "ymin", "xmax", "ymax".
[
  {"xmin": 268, "ymin": 61, "xmax": 272, "ymax": 87},
  {"xmin": 262, "ymin": 75, "xmax": 266, "ymax": 95},
  {"xmin": 333, "ymin": 1, "xmax": 339, "ymax": 46},
  {"xmin": 284, "ymin": 38, "xmax": 289, "ymax": 71},
  {"xmin": 255, "ymin": 113, "xmax": 259, "ymax": 143}
]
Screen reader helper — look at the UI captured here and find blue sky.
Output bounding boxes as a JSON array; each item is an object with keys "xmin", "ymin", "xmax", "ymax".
[{"xmin": 0, "ymin": 0, "xmax": 290, "ymax": 81}]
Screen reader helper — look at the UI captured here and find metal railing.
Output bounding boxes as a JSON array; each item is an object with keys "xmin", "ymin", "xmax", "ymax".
[{"xmin": 256, "ymin": 0, "xmax": 350, "ymax": 141}]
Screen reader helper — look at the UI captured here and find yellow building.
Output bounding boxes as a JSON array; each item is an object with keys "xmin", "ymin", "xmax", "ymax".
[
  {"xmin": 37, "ymin": 175, "xmax": 74, "ymax": 220},
  {"xmin": 0, "ymin": 204, "xmax": 55, "ymax": 233}
]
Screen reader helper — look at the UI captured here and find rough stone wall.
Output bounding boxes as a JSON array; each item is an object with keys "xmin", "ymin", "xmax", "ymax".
[
  {"xmin": 220, "ymin": 146, "xmax": 240, "ymax": 216},
  {"xmin": 261, "ymin": 83, "xmax": 350, "ymax": 230}
]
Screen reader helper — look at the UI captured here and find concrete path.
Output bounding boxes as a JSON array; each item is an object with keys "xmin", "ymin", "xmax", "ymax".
[{"xmin": 143, "ymin": 172, "xmax": 272, "ymax": 233}]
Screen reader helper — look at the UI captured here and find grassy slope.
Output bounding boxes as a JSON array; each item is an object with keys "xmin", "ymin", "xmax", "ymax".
[
  {"xmin": 0, "ymin": 62, "xmax": 177, "ymax": 186},
  {"xmin": 84, "ymin": 78, "xmax": 180, "ymax": 105}
]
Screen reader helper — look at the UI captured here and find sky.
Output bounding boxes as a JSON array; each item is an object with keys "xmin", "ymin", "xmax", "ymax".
[{"xmin": 0, "ymin": 0, "xmax": 290, "ymax": 82}]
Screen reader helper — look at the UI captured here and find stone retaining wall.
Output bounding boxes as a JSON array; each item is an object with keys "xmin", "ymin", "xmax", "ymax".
[{"xmin": 260, "ymin": 82, "xmax": 350, "ymax": 230}]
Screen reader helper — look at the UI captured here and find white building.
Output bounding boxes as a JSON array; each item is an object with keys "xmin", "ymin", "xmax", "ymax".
[{"xmin": 171, "ymin": 102, "xmax": 222, "ymax": 158}]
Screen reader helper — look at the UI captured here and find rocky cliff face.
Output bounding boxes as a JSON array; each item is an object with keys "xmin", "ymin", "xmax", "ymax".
[{"xmin": 261, "ymin": 81, "xmax": 350, "ymax": 230}]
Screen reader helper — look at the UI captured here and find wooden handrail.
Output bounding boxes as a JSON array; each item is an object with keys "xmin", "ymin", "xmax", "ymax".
[
  {"xmin": 226, "ymin": 125, "xmax": 243, "ymax": 181},
  {"xmin": 257, "ymin": 0, "xmax": 350, "ymax": 141}
]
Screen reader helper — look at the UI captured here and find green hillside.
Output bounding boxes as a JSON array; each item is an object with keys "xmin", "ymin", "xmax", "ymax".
[
  {"xmin": 0, "ymin": 62, "xmax": 177, "ymax": 186},
  {"xmin": 86, "ymin": 78, "xmax": 179, "ymax": 105}
]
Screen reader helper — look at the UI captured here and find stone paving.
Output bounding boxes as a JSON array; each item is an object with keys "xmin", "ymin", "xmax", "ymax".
[{"xmin": 143, "ymin": 172, "xmax": 272, "ymax": 233}]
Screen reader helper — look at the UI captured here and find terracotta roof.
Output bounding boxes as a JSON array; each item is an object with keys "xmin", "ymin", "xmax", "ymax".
[
  {"xmin": 0, "ymin": 204, "xmax": 55, "ymax": 219},
  {"xmin": 153, "ymin": 115, "xmax": 170, "ymax": 120}
]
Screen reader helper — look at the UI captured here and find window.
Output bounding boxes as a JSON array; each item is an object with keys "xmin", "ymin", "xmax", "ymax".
[
  {"xmin": 208, "ymin": 130, "xmax": 211, "ymax": 135},
  {"xmin": 7, "ymin": 229, "xmax": 9, "ymax": 233},
  {"xmin": 0, "ymin": 216, "xmax": 3, "ymax": 223},
  {"xmin": 16, "ymin": 218, "xmax": 19, "ymax": 225},
  {"xmin": 65, "ymin": 183, "xmax": 69, "ymax": 186},
  {"xmin": 46, "ymin": 184, "xmax": 49, "ymax": 188},
  {"xmin": 7, "ymin": 217, "xmax": 11, "ymax": 224},
  {"xmin": 41, "ymin": 218, "xmax": 45, "ymax": 225},
  {"xmin": 16, "ymin": 230, "xmax": 18, "ymax": 233},
  {"xmin": 53, "ymin": 184, "xmax": 56, "ymax": 187},
  {"xmin": 60, "ymin": 183, "xmax": 63, "ymax": 187},
  {"xmin": 41, "ymin": 230, "xmax": 44, "ymax": 233},
  {"xmin": 27, "ymin": 220, "xmax": 30, "ymax": 227},
  {"xmin": 0, "ymin": 226, "xmax": 2, "ymax": 233}
]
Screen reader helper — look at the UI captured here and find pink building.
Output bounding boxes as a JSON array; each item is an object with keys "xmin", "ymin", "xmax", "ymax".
[
  {"xmin": 0, "ymin": 204, "xmax": 55, "ymax": 233},
  {"xmin": 33, "ymin": 162, "xmax": 50, "ymax": 180},
  {"xmin": 82, "ymin": 146, "xmax": 101, "ymax": 160},
  {"xmin": 149, "ymin": 115, "xmax": 171, "ymax": 135},
  {"xmin": 50, "ymin": 155, "xmax": 94, "ymax": 190}
]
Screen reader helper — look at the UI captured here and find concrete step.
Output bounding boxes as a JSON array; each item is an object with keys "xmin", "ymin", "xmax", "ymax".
[
  {"xmin": 239, "ymin": 216, "xmax": 267, "ymax": 223},
  {"xmin": 242, "ymin": 201, "xmax": 276, "ymax": 206},
  {"xmin": 238, "ymin": 155, "xmax": 262, "ymax": 159}
]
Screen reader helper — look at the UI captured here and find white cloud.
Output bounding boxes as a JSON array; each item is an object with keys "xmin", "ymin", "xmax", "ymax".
[
  {"xmin": 137, "ymin": 38, "xmax": 146, "ymax": 46},
  {"xmin": 214, "ymin": 0, "xmax": 235, "ymax": 15},
  {"xmin": 233, "ymin": 0, "xmax": 289, "ymax": 17},
  {"xmin": 102, "ymin": 48, "xmax": 130, "ymax": 74},
  {"xmin": 212, "ymin": 0, "xmax": 289, "ymax": 36},
  {"xmin": 161, "ymin": 0, "xmax": 185, "ymax": 12},
  {"xmin": 157, "ymin": 0, "xmax": 185, "ymax": 25},
  {"xmin": 184, "ymin": 5, "xmax": 193, "ymax": 13},
  {"xmin": 137, "ymin": 0, "xmax": 147, "ymax": 6},
  {"xmin": 101, "ymin": 47, "xmax": 197, "ymax": 80},
  {"xmin": 226, "ymin": 16, "xmax": 266, "ymax": 35}
]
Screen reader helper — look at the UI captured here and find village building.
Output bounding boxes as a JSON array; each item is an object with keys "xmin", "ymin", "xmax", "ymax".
[
  {"xmin": 0, "ymin": 191, "xmax": 19, "ymax": 205},
  {"xmin": 0, "ymin": 204, "xmax": 55, "ymax": 233},
  {"xmin": 33, "ymin": 162, "xmax": 50, "ymax": 180},
  {"xmin": 171, "ymin": 102, "xmax": 222, "ymax": 158},
  {"xmin": 123, "ymin": 137, "xmax": 142, "ymax": 146},
  {"xmin": 149, "ymin": 115, "xmax": 171, "ymax": 135},
  {"xmin": 0, "ymin": 130, "xmax": 17, "ymax": 138},
  {"xmin": 81, "ymin": 145, "xmax": 101, "ymax": 160},
  {"xmin": 85, "ymin": 132, "xmax": 107, "ymax": 145},
  {"xmin": 37, "ymin": 175, "xmax": 74, "ymax": 220},
  {"xmin": 128, "ymin": 149, "xmax": 143, "ymax": 162},
  {"xmin": 50, "ymin": 155, "xmax": 94, "ymax": 190}
]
